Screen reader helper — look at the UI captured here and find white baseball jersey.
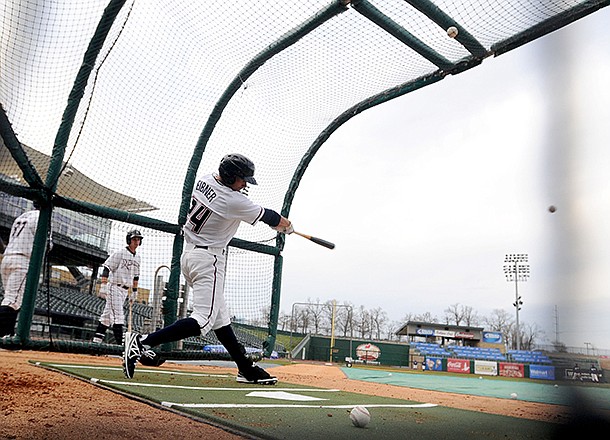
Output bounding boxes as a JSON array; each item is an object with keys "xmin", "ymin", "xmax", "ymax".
[
  {"xmin": 103, "ymin": 247, "xmax": 140, "ymax": 286},
  {"xmin": 183, "ymin": 173, "xmax": 264, "ymax": 247},
  {"xmin": 1, "ymin": 210, "xmax": 40, "ymax": 309},
  {"xmin": 4, "ymin": 210, "xmax": 40, "ymax": 258}
]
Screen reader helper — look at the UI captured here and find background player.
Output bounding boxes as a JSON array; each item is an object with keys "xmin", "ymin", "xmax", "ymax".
[
  {"xmin": 0, "ymin": 202, "xmax": 51, "ymax": 337},
  {"xmin": 92, "ymin": 230, "xmax": 143, "ymax": 345},
  {"xmin": 123, "ymin": 153, "xmax": 293, "ymax": 383}
]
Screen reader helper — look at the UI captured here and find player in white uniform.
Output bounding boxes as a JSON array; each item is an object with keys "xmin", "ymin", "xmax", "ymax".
[
  {"xmin": 123, "ymin": 154, "xmax": 293, "ymax": 383},
  {"xmin": 92, "ymin": 230, "xmax": 142, "ymax": 345},
  {"xmin": 0, "ymin": 205, "xmax": 49, "ymax": 336}
]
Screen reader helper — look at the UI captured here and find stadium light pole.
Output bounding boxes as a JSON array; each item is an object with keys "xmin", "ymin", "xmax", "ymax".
[{"xmin": 503, "ymin": 254, "xmax": 530, "ymax": 350}]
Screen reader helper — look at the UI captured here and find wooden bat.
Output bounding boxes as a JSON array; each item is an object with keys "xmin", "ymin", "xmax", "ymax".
[
  {"xmin": 293, "ymin": 231, "xmax": 335, "ymax": 250},
  {"xmin": 128, "ymin": 299, "xmax": 133, "ymax": 333}
]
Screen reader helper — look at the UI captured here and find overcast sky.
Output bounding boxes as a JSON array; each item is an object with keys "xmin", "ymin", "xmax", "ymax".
[{"xmin": 277, "ymin": 8, "xmax": 610, "ymax": 351}]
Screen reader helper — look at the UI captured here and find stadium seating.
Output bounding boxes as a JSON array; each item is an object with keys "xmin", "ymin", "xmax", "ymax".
[
  {"xmin": 410, "ymin": 342, "xmax": 553, "ymax": 364},
  {"xmin": 450, "ymin": 346, "xmax": 507, "ymax": 361},
  {"xmin": 507, "ymin": 349, "xmax": 552, "ymax": 364}
]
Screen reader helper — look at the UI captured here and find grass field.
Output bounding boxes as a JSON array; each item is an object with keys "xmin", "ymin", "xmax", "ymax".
[{"xmin": 35, "ymin": 360, "xmax": 569, "ymax": 440}]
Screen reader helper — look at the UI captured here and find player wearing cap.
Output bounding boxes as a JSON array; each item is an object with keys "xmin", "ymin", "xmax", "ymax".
[
  {"xmin": 122, "ymin": 153, "xmax": 293, "ymax": 384},
  {"xmin": 92, "ymin": 230, "xmax": 143, "ymax": 345}
]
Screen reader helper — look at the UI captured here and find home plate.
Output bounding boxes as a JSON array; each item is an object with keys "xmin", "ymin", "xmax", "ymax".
[{"xmin": 247, "ymin": 391, "xmax": 327, "ymax": 401}]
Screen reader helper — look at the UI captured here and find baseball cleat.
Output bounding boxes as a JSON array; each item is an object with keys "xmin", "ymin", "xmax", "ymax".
[
  {"xmin": 122, "ymin": 331, "xmax": 142, "ymax": 379},
  {"xmin": 236, "ymin": 365, "xmax": 278, "ymax": 385},
  {"xmin": 139, "ymin": 348, "xmax": 165, "ymax": 367}
]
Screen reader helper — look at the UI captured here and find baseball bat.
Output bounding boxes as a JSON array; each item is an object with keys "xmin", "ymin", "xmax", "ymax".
[
  {"xmin": 128, "ymin": 299, "xmax": 133, "ymax": 333},
  {"xmin": 293, "ymin": 231, "xmax": 335, "ymax": 250}
]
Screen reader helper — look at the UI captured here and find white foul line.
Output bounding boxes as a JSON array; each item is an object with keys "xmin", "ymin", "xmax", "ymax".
[
  {"xmin": 42, "ymin": 363, "xmax": 232, "ymax": 378},
  {"xmin": 43, "ymin": 363, "xmax": 438, "ymax": 411},
  {"xmin": 90, "ymin": 378, "xmax": 340, "ymax": 392},
  {"xmin": 162, "ymin": 402, "xmax": 439, "ymax": 409}
]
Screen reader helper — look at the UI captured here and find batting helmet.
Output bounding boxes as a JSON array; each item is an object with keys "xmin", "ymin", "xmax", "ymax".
[
  {"xmin": 126, "ymin": 229, "xmax": 144, "ymax": 244},
  {"xmin": 219, "ymin": 153, "xmax": 257, "ymax": 185}
]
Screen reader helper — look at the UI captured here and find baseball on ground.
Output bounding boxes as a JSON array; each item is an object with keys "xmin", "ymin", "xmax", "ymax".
[{"xmin": 350, "ymin": 406, "xmax": 371, "ymax": 428}]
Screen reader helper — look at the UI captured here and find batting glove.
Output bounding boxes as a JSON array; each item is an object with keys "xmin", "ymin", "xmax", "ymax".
[
  {"xmin": 130, "ymin": 288, "xmax": 138, "ymax": 301},
  {"xmin": 274, "ymin": 222, "xmax": 294, "ymax": 235},
  {"xmin": 98, "ymin": 283, "xmax": 109, "ymax": 300}
]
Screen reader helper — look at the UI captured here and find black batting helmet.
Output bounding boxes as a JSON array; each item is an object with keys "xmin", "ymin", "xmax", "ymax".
[
  {"xmin": 219, "ymin": 153, "xmax": 257, "ymax": 185},
  {"xmin": 126, "ymin": 230, "xmax": 143, "ymax": 244}
]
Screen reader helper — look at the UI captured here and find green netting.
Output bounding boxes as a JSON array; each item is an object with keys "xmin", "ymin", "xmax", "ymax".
[{"xmin": 1, "ymin": 0, "xmax": 608, "ymax": 356}]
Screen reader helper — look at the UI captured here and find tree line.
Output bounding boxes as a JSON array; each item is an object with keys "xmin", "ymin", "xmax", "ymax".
[{"xmin": 275, "ymin": 299, "xmax": 545, "ymax": 350}]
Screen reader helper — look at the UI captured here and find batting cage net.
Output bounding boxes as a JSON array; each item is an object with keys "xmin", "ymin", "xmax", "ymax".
[{"xmin": 1, "ymin": 0, "xmax": 607, "ymax": 358}]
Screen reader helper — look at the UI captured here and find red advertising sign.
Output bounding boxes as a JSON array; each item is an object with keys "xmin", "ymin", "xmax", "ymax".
[
  {"xmin": 446, "ymin": 358, "xmax": 471, "ymax": 374},
  {"xmin": 499, "ymin": 362, "xmax": 525, "ymax": 378},
  {"xmin": 355, "ymin": 343, "xmax": 381, "ymax": 361}
]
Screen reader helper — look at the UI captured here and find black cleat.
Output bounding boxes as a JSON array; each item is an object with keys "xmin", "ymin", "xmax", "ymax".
[
  {"xmin": 236, "ymin": 365, "xmax": 278, "ymax": 385},
  {"xmin": 122, "ymin": 331, "xmax": 142, "ymax": 379}
]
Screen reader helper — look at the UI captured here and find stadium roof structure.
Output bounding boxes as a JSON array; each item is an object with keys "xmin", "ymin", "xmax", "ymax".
[
  {"xmin": 0, "ymin": 140, "xmax": 156, "ymax": 214},
  {"xmin": 396, "ymin": 320, "xmax": 485, "ymax": 339}
]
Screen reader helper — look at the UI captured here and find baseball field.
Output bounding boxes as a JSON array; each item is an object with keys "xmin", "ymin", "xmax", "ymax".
[{"xmin": 3, "ymin": 350, "xmax": 609, "ymax": 439}]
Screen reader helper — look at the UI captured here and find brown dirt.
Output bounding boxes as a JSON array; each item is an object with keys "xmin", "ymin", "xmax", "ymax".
[{"xmin": 0, "ymin": 350, "xmax": 581, "ymax": 439}]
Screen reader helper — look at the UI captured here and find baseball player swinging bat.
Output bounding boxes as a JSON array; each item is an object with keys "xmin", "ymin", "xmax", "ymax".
[{"xmin": 293, "ymin": 231, "xmax": 335, "ymax": 250}]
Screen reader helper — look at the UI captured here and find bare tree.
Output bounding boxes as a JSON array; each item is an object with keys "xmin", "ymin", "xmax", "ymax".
[
  {"xmin": 414, "ymin": 311, "xmax": 438, "ymax": 323},
  {"xmin": 370, "ymin": 307, "xmax": 387, "ymax": 340},
  {"xmin": 386, "ymin": 320, "xmax": 401, "ymax": 341},
  {"xmin": 276, "ymin": 302, "xmax": 547, "ymax": 349},
  {"xmin": 295, "ymin": 308, "xmax": 310, "ymax": 333},
  {"xmin": 484, "ymin": 309, "xmax": 513, "ymax": 334},
  {"xmin": 462, "ymin": 305, "xmax": 479, "ymax": 326},
  {"xmin": 335, "ymin": 301, "xmax": 354, "ymax": 338},
  {"xmin": 444, "ymin": 303, "xmax": 465, "ymax": 325},
  {"xmin": 354, "ymin": 305, "xmax": 370, "ymax": 339},
  {"xmin": 518, "ymin": 322, "xmax": 545, "ymax": 350},
  {"xmin": 278, "ymin": 310, "xmax": 291, "ymax": 331},
  {"xmin": 444, "ymin": 304, "xmax": 479, "ymax": 326}
]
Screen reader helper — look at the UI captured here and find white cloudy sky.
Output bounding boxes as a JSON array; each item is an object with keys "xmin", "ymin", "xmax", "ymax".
[{"xmin": 277, "ymin": 8, "xmax": 610, "ymax": 351}]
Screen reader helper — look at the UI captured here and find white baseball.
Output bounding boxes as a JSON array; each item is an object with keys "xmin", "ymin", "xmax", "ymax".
[
  {"xmin": 510, "ymin": 392, "xmax": 518, "ymax": 399},
  {"xmin": 350, "ymin": 406, "xmax": 371, "ymax": 428},
  {"xmin": 447, "ymin": 26, "xmax": 458, "ymax": 38}
]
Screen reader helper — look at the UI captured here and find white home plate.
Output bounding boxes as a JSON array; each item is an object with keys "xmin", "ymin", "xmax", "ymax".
[{"xmin": 247, "ymin": 391, "xmax": 327, "ymax": 401}]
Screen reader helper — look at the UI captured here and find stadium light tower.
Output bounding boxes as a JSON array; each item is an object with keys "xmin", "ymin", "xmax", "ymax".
[{"xmin": 503, "ymin": 253, "xmax": 530, "ymax": 350}]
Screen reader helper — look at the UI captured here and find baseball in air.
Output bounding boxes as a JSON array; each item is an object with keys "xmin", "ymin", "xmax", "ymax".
[
  {"xmin": 548, "ymin": 205, "xmax": 556, "ymax": 213},
  {"xmin": 350, "ymin": 406, "xmax": 371, "ymax": 428},
  {"xmin": 510, "ymin": 392, "xmax": 518, "ymax": 399},
  {"xmin": 447, "ymin": 26, "xmax": 458, "ymax": 38}
]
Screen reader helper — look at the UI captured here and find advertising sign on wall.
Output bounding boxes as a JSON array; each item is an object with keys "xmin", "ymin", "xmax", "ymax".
[
  {"xmin": 474, "ymin": 360, "xmax": 498, "ymax": 376},
  {"xmin": 482, "ymin": 331, "xmax": 503, "ymax": 344},
  {"xmin": 447, "ymin": 358, "xmax": 471, "ymax": 374},
  {"xmin": 499, "ymin": 362, "xmax": 525, "ymax": 378},
  {"xmin": 529, "ymin": 365, "xmax": 555, "ymax": 380},
  {"xmin": 424, "ymin": 357, "xmax": 443, "ymax": 371},
  {"xmin": 355, "ymin": 343, "xmax": 381, "ymax": 361}
]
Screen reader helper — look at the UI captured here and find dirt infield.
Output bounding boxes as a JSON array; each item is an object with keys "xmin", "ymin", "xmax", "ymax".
[{"xmin": 0, "ymin": 350, "xmax": 579, "ymax": 439}]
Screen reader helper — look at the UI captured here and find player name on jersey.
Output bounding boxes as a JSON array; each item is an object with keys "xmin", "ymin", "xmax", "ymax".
[{"xmin": 196, "ymin": 180, "xmax": 217, "ymax": 203}]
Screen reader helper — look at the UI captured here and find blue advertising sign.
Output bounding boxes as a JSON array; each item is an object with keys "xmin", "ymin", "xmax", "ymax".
[
  {"xmin": 424, "ymin": 357, "xmax": 444, "ymax": 371},
  {"xmin": 482, "ymin": 331, "xmax": 503, "ymax": 343},
  {"xmin": 529, "ymin": 364, "xmax": 555, "ymax": 380},
  {"xmin": 416, "ymin": 328, "xmax": 435, "ymax": 336}
]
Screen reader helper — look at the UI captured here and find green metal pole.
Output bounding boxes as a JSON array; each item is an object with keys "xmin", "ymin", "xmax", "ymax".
[{"xmin": 15, "ymin": 204, "xmax": 52, "ymax": 344}]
